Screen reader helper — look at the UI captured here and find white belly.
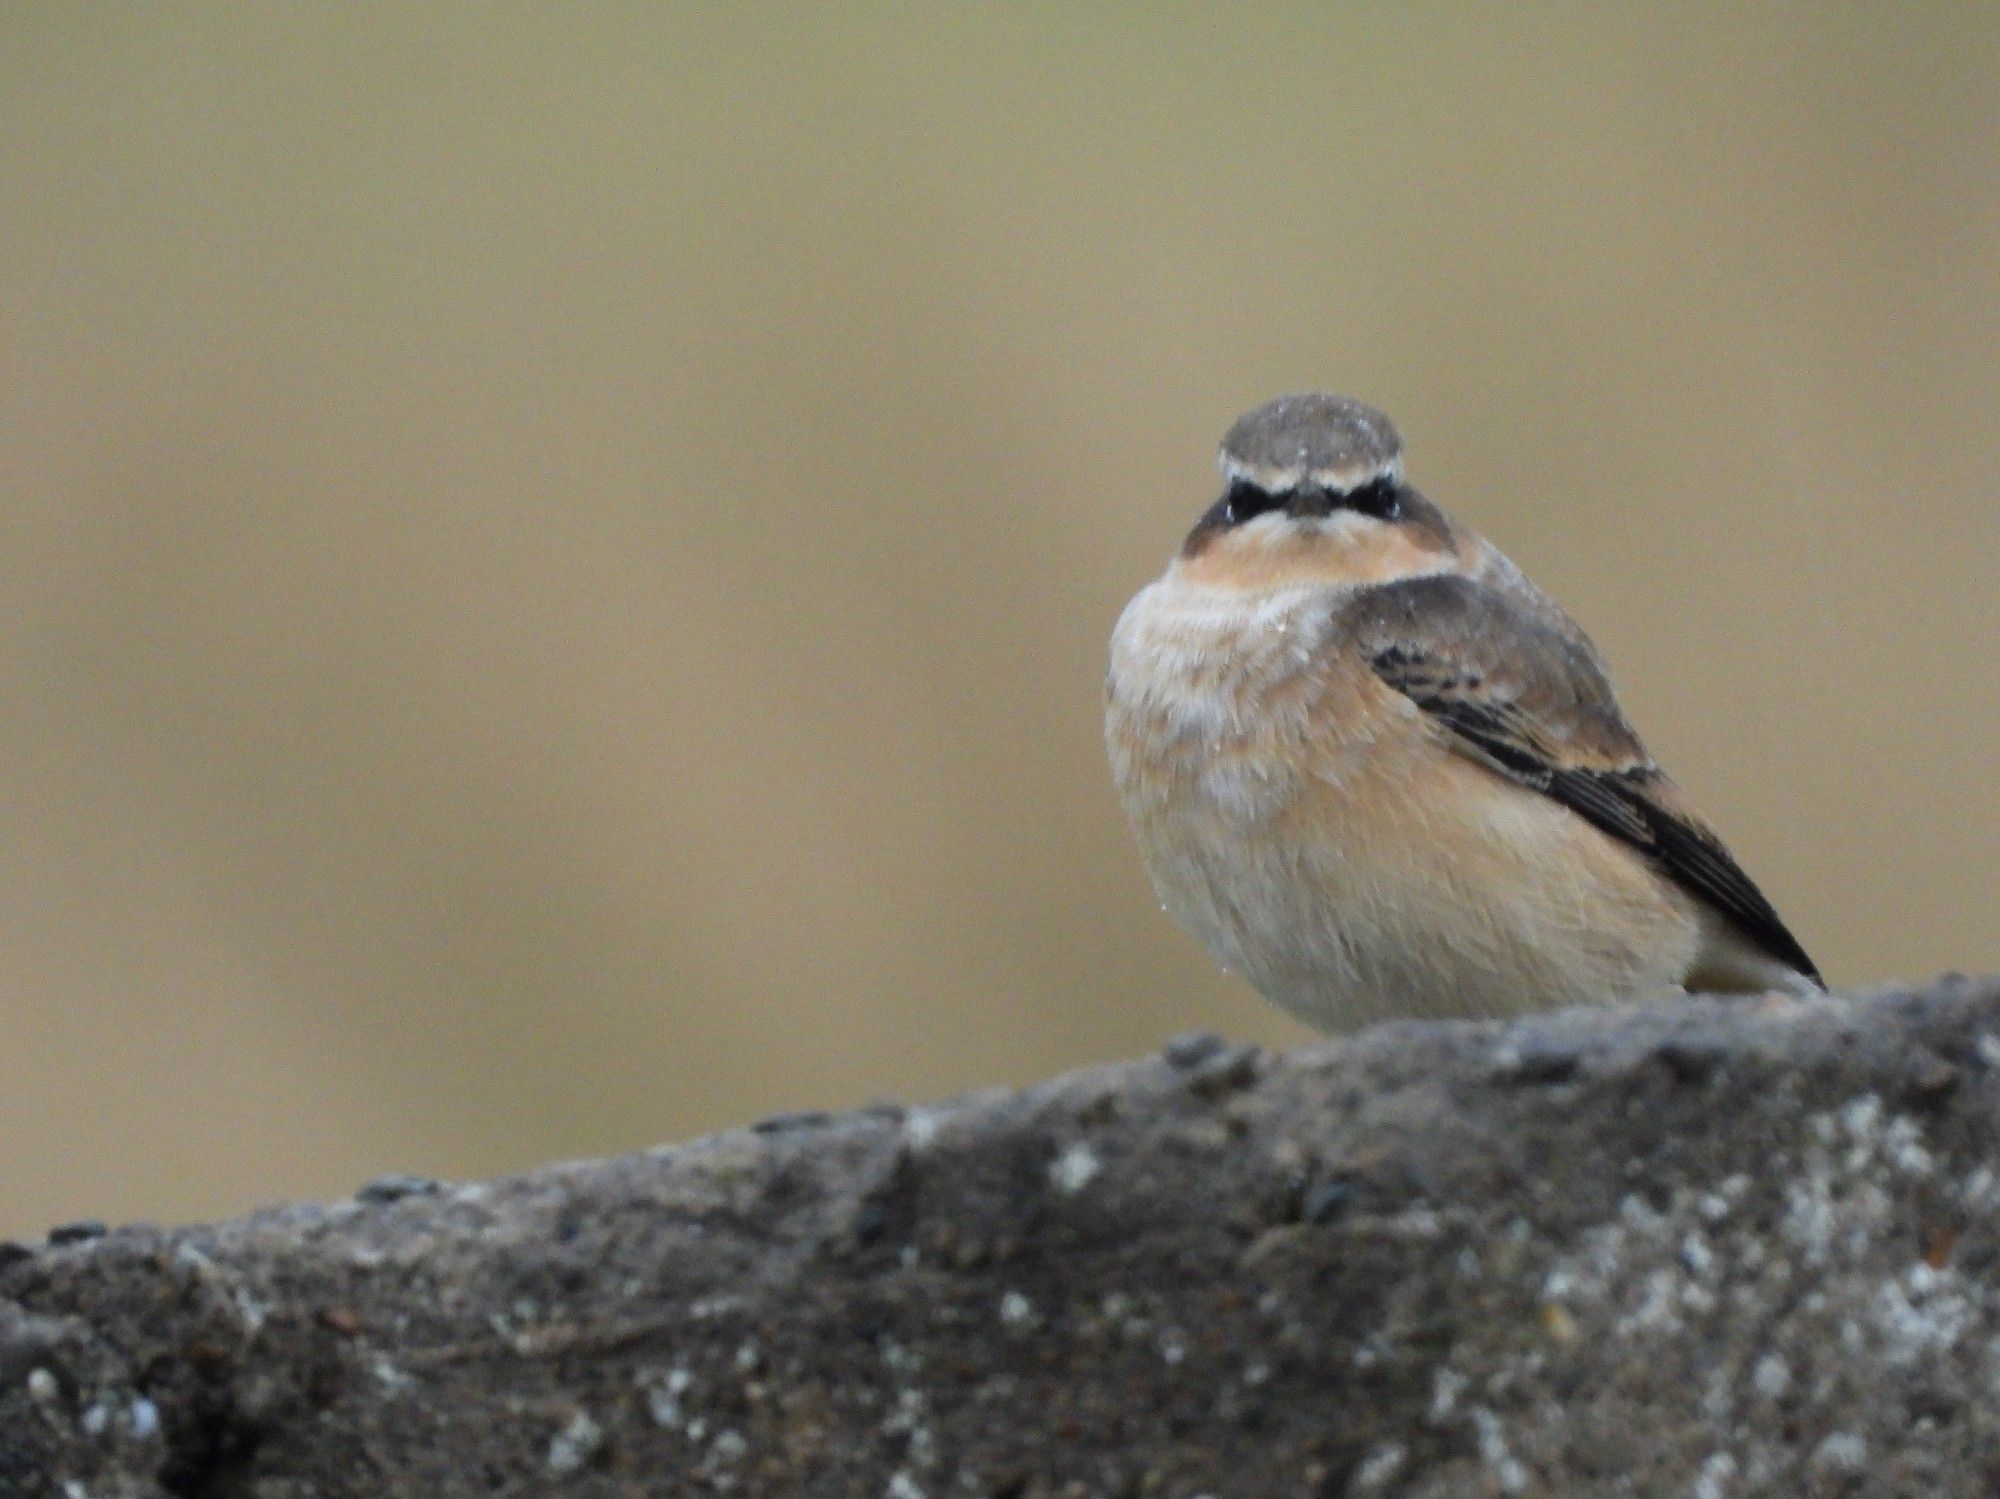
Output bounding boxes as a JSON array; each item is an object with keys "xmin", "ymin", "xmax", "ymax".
[{"xmin": 1105, "ymin": 579, "xmax": 1699, "ymax": 1030}]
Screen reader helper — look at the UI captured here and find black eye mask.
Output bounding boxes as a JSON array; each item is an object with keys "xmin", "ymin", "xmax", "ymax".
[{"xmin": 1224, "ymin": 476, "xmax": 1404, "ymax": 526}]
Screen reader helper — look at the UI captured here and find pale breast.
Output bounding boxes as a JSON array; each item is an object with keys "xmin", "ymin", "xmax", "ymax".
[
  {"xmin": 1106, "ymin": 577, "xmax": 1701, "ymax": 1029},
  {"xmin": 1106, "ymin": 579, "xmax": 1412, "ymax": 1004}
]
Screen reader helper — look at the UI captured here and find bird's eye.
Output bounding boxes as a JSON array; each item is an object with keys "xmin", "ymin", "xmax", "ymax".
[
  {"xmin": 1225, "ymin": 481, "xmax": 1285, "ymax": 526},
  {"xmin": 1340, "ymin": 478, "xmax": 1403, "ymax": 521}
]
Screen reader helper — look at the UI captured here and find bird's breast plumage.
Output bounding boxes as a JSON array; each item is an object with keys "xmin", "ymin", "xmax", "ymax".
[{"xmin": 1107, "ymin": 580, "xmax": 1374, "ymax": 818}]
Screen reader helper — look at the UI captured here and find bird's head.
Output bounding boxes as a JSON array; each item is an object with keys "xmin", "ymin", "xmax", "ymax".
[{"xmin": 1178, "ymin": 393, "xmax": 1463, "ymax": 590}]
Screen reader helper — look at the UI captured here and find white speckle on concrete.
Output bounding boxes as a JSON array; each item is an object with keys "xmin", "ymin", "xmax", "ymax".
[
  {"xmin": 1157, "ymin": 1328, "xmax": 1187, "ymax": 1365},
  {"xmin": 1840, "ymin": 1093, "xmax": 1882, "ymax": 1143},
  {"xmin": 883, "ymin": 1387, "xmax": 923, "ymax": 1431},
  {"xmin": 1882, "ymin": 1116, "xmax": 1935, "ymax": 1176},
  {"xmin": 1783, "ymin": 1176, "xmax": 1836, "ymax": 1267},
  {"xmin": 1871, "ymin": 1264, "xmax": 1972, "ymax": 1366},
  {"xmin": 1471, "ymin": 1407, "xmax": 1528, "ymax": 1493},
  {"xmin": 642, "ymin": 1365, "xmax": 694, "ymax": 1429},
  {"xmin": 1751, "ymin": 1354, "xmax": 1791, "ymax": 1399},
  {"xmin": 1978, "ymin": 1032, "xmax": 2000, "ymax": 1069},
  {"xmin": 128, "ymin": 1397, "xmax": 159, "ymax": 1441},
  {"xmin": 1352, "ymin": 1442, "xmax": 1407, "ymax": 1489},
  {"xmin": 1620, "ymin": 1268, "xmax": 1684, "ymax": 1335},
  {"xmin": 1680, "ymin": 1232, "xmax": 1716, "ymax": 1278},
  {"xmin": 883, "ymin": 1388, "xmax": 935, "ymax": 1469},
  {"xmin": 1701, "ymin": 1366, "xmax": 1734, "ymax": 1422},
  {"xmin": 370, "ymin": 1355, "xmax": 412, "ymax": 1393},
  {"xmin": 1963, "ymin": 1165, "xmax": 1998, "ymax": 1210},
  {"xmin": 880, "ymin": 1337, "xmax": 923, "ymax": 1376},
  {"xmin": 903, "ymin": 1109, "xmax": 945, "ymax": 1150},
  {"xmin": 1692, "ymin": 1450, "xmax": 1737, "ymax": 1499},
  {"xmin": 232, "ymin": 1288, "xmax": 271, "ymax": 1333},
  {"xmin": 1620, "ymin": 1193, "xmax": 1668, "ymax": 1234},
  {"xmin": 998, "ymin": 1291, "xmax": 1035, "ymax": 1328},
  {"xmin": 1428, "ymin": 1366, "xmax": 1468, "ymax": 1423},
  {"xmin": 888, "ymin": 1472, "xmax": 926, "ymax": 1499},
  {"xmin": 81, "ymin": 1400, "xmax": 109, "ymax": 1436},
  {"xmin": 710, "ymin": 1429, "xmax": 748, "ymax": 1463},
  {"xmin": 1396, "ymin": 1206, "xmax": 1443, "ymax": 1238},
  {"xmin": 1811, "ymin": 1432, "xmax": 1867, "ymax": 1473},
  {"xmin": 546, "ymin": 1410, "xmax": 603, "ymax": 1477},
  {"xmin": 1048, "ymin": 1142, "xmax": 1101, "ymax": 1194}
]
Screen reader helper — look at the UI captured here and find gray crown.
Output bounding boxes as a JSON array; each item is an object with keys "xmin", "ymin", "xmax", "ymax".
[{"xmin": 1219, "ymin": 393, "xmax": 1404, "ymax": 494}]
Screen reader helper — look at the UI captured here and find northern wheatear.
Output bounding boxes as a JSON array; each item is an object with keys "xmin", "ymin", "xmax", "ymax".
[{"xmin": 1105, "ymin": 393, "xmax": 1821, "ymax": 1030}]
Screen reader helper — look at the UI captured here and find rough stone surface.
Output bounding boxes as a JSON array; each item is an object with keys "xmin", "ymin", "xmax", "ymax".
[{"xmin": 6, "ymin": 976, "xmax": 2000, "ymax": 1497}]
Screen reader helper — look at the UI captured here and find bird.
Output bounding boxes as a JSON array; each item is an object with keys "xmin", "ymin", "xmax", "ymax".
[{"xmin": 1104, "ymin": 392, "xmax": 1821, "ymax": 1032}]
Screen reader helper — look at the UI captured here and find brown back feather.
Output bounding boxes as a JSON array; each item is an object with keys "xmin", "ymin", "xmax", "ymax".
[{"xmin": 1340, "ymin": 573, "xmax": 1821, "ymax": 984}]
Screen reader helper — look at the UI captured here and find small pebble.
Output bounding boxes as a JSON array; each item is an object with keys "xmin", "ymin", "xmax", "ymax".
[
  {"xmin": 356, "ymin": 1175, "xmax": 443, "ymax": 1204},
  {"xmin": 47, "ymin": 1221, "xmax": 107, "ymax": 1247},
  {"xmin": 1300, "ymin": 1178, "xmax": 1355, "ymax": 1225},
  {"xmin": 1655, "ymin": 1037, "xmax": 1726, "ymax": 1084},
  {"xmin": 1186, "ymin": 1044, "xmax": 1262, "ymax": 1098},
  {"xmin": 1495, "ymin": 1039, "xmax": 1580, "ymax": 1086},
  {"xmin": 1907, "ymin": 1058, "xmax": 1962, "ymax": 1102},
  {"xmin": 546, "ymin": 1410, "xmax": 604, "ymax": 1476},
  {"xmin": 1163, "ymin": 1031, "xmax": 1227, "ymax": 1070},
  {"xmin": 850, "ymin": 1200, "xmax": 891, "ymax": 1245}
]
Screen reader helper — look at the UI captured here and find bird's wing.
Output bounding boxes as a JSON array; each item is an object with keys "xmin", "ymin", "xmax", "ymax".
[{"xmin": 1339, "ymin": 571, "xmax": 1821, "ymax": 984}]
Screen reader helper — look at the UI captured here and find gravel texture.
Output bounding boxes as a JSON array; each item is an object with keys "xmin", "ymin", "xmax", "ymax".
[{"xmin": 5, "ymin": 975, "xmax": 2000, "ymax": 1497}]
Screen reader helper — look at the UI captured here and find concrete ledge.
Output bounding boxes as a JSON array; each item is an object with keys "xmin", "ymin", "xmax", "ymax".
[{"xmin": 5, "ymin": 976, "xmax": 1999, "ymax": 1497}]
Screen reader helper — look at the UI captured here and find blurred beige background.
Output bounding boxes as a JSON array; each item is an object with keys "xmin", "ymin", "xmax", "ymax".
[{"xmin": 2, "ymin": 7, "xmax": 1995, "ymax": 1236}]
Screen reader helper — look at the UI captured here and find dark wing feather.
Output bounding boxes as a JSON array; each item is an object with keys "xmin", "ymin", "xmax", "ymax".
[{"xmin": 1344, "ymin": 573, "xmax": 1821, "ymax": 984}]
